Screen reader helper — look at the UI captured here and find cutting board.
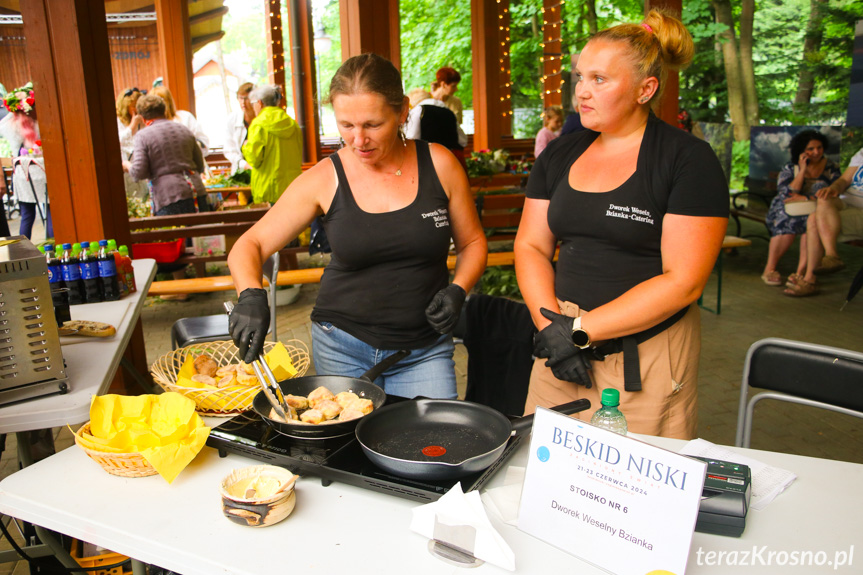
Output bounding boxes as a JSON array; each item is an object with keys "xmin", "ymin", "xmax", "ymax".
[{"xmin": 59, "ymin": 299, "xmax": 133, "ymax": 346}]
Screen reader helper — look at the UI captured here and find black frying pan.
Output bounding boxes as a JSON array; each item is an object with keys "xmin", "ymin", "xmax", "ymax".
[
  {"xmin": 252, "ymin": 350, "xmax": 409, "ymax": 439},
  {"xmin": 354, "ymin": 398, "xmax": 591, "ymax": 480}
]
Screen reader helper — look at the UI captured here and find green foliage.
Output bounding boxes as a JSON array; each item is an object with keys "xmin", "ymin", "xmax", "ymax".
[
  {"xmin": 466, "ymin": 149, "xmax": 510, "ymax": 177},
  {"xmin": 478, "ymin": 266, "xmax": 521, "ymax": 298},
  {"xmin": 399, "ymin": 0, "xmax": 474, "ymax": 109},
  {"xmin": 731, "ymin": 140, "xmax": 750, "ymax": 191}
]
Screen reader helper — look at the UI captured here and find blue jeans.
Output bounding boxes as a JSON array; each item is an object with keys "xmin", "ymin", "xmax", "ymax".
[
  {"xmin": 19, "ymin": 202, "xmax": 52, "ymax": 240},
  {"xmin": 311, "ymin": 321, "xmax": 457, "ymax": 399}
]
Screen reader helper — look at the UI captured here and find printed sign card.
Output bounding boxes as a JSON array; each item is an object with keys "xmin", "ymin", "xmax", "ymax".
[{"xmin": 518, "ymin": 407, "xmax": 706, "ymax": 575}]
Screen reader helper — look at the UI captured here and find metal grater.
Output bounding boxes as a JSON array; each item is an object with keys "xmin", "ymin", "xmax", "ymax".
[{"xmin": 0, "ymin": 236, "xmax": 68, "ymax": 406}]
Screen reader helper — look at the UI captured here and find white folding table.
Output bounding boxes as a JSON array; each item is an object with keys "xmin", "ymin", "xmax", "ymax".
[
  {"xmin": 0, "ymin": 428, "xmax": 859, "ymax": 575},
  {"xmin": 0, "ymin": 258, "xmax": 156, "ymax": 570}
]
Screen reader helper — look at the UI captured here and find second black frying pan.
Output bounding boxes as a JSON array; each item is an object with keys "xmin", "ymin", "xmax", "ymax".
[{"xmin": 355, "ymin": 398, "xmax": 591, "ymax": 480}]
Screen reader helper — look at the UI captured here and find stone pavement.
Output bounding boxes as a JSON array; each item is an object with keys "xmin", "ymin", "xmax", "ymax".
[{"xmin": 0, "ymin": 218, "xmax": 861, "ymax": 573}]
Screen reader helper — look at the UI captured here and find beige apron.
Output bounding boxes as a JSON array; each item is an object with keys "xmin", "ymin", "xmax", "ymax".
[{"xmin": 524, "ymin": 301, "xmax": 701, "ymax": 439}]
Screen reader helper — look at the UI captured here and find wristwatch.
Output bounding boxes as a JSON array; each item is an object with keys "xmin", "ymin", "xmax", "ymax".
[{"xmin": 571, "ymin": 316, "xmax": 592, "ymax": 349}]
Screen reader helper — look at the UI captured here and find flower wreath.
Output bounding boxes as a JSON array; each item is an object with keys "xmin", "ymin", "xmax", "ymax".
[{"xmin": 4, "ymin": 82, "xmax": 35, "ymax": 114}]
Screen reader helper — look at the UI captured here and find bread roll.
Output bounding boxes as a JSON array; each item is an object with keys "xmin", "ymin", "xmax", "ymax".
[
  {"xmin": 316, "ymin": 399, "xmax": 343, "ymax": 420},
  {"xmin": 299, "ymin": 409, "xmax": 325, "ymax": 424},
  {"xmin": 307, "ymin": 386, "xmax": 335, "ymax": 408},
  {"xmin": 335, "ymin": 391, "xmax": 360, "ymax": 408},
  {"xmin": 193, "ymin": 354, "xmax": 219, "ymax": 377},
  {"xmin": 191, "ymin": 374, "xmax": 217, "ymax": 386},
  {"xmin": 284, "ymin": 394, "xmax": 309, "ymax": 410}
]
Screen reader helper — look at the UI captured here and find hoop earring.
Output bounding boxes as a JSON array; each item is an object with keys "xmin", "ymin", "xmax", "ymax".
[
  {"xmin": 339, "ymin": 137, "xmax": 346, "ymax": 148},
  {"xmin": 399, "ymin": 127, "xmax": 407, "ymax": 147}
]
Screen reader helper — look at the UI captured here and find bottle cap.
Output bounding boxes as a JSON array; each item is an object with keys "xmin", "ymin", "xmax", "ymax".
[
  {"xmin": 37, "ymin": 245, "xmax": 45, "ymax": 254},
  {"xmin": 107, "ymin": 239, "xmax": 117, "ymax": 250},
  {"xmin": 98, "ymin": 240, "xmax": 108, "ymax": 246},
  {"xmin": 600, "ymin": 388, "xmax": 620, "ymax": 407},
  {"xmin": 45, "ymin": 244, "xmax": 54, "ymax": 252},
  {"xmin": 62, "ymin": 243, "xmax": 72, "ymax": 250},
  {"xmin": 118, "ymin": 245, "xmax": 129, "ymax": 256},
  {"xmin": 81, "ymin": 241, "xmax": 90, "ymax": 249}
]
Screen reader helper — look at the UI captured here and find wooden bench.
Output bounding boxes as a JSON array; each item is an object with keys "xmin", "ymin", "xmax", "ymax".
[
  {"xmin": 129, "ymin": 207, "xmax": 308, "ymax": 277},
  {"xmin": 475, "ymin": 192, "xmax": 525, "ymax": 241},
  {"xmin": 729, "ymin": 175, "xmax": 778, "ymax": 239}
]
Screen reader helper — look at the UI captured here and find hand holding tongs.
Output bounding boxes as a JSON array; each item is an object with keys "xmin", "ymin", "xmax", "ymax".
[{"xmin": 224, "ymin": 301, "xmax": 294, "ymax": 421}]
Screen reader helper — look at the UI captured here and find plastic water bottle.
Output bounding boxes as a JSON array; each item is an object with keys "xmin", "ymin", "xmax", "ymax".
[
  {"xmin": 78, "ymin": 241, "xmax": 103, "ymax": 303},
  {"xmin": 45, "ymin": 245, "xmax": 71, "ymax": 325},
  {"xmin": 60, "ymin": 243, "xmax": 85, "ymax": 305},
  {"xmin": 97, "ymin": 240, "xmax": 120, "ymax": 301},
  {"xmin": 590, "ymin": 389, "xmax": 628, "ymax": 436}
]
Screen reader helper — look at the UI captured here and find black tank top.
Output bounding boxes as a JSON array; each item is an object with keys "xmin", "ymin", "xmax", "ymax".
[{"xmin": 311, "ymin": 141, "xmax": 451, "ymax": 349}]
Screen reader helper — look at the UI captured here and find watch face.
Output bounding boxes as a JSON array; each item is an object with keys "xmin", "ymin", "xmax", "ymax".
[{"xmin": 571, "ymin": 329, "xmax": 590, "ymax": 348}]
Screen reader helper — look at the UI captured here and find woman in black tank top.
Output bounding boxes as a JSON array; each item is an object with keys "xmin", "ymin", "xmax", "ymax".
[{"xmin": 226, "ymin": 54, "xmax": 487, "ymax": 400}]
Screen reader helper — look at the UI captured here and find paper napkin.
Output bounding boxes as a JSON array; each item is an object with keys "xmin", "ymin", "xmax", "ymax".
[
  {"xmin": 410, "ymin": 482, "xmax": 516, "ymax": 571},
  {"xmin": 680, "ymin": 438, "xmax": 797, "ymax": 510},
  {"xmin": 81, "ymin": 392, "xmax": 210, "ymax": 484}
]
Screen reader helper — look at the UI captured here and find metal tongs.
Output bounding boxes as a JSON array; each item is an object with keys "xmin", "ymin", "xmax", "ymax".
[{"xmin": 224, "ymin": 302, "xmax": 294, "ymax": 421}]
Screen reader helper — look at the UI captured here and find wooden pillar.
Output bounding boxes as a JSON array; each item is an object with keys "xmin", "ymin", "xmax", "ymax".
[
  {"xmin": 471, "ymin": 0, "xmax": 505, "ymax": 149},
  {"xmin": 155, "ymin": 0, "xmax": 195, "ymax": 115},
  {"xmin": 287, "ymin": 0, "xmax": 321, "ymax": 163},
  {"xmin": 265, "ymin": 0, "xmax": 287, "ymax": 104},
  {"xmin": 20, "ymin": 0, "xmax": 129, "ymax": 246},
  {"xmin": 21, "ymin": 0, "xmax": 149, "ymax": 394},
  {"xmin": 541, "ymin": 0, "xmax": 563, "ymax": 107},
  {"xmin": 339, "ymin": 0, "xmax": 400, "ymax": 67},
  {"xmin": 645, "ymin": 0, "xmax": 682, "ymax": 125}
]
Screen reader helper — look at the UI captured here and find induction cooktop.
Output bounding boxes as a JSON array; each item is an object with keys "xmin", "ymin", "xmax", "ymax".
[{"xmin": 206, "ymin": 398, "xmax": 524, "ymax": 503}]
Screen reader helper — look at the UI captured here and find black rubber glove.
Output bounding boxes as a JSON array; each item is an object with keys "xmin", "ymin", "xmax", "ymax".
[
  {"xmin": 229, "ymin": 288, "xmax": 270, "ymax": 363},
  {"xmin": 425, "ymin": 284, "xmax": 467, "ymax": 334},
  {"xmin": 533, "ymin": 307, "xmax": 593, "ymax": 387}
]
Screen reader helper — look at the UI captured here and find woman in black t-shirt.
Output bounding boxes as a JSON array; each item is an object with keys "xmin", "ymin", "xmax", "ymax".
[
  {"xmin": 514, "ymin": 10, "xmax": 729, "ymax": 438},
  {"xmin": 227, "ymin": 54, "xmax": 487, "ymax": 399}
]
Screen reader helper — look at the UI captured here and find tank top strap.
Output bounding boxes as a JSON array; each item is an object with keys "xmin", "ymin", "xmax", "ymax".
[
  {"xmin": 414, "ymin": 140, "xmax": 447, "ymax": 199},
  {"xmin": 328, "ymin": 152, "xmax": 351, "ymax": 194}
]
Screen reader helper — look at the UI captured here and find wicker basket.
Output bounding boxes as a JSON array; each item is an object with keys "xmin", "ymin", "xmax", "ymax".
[
  {"xmin": 150, "ymin": 340, "xmax": 310, "ymax": 416},
  {"xmin": 74, "ymin": 423, "xmax": 157, "ymax": 478}
]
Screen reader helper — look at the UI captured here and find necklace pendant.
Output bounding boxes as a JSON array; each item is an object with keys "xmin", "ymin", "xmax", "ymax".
[{"xmin": 395, "ymin": 169, "xmax": 402, "ymax": 176}]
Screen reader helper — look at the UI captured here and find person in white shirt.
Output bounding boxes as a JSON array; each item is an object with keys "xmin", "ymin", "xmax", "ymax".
[
  {"xmin": 223, "ymin": 82, "xmax": 255, "ymax": 175},
  {"xmin": 151, "ymin": 85, "xmax": 210, "ymax": 156}
]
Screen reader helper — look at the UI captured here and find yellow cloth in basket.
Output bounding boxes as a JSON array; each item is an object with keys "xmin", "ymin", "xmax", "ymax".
[
  {"xmin": 79, "ymin": 392, "xmax": 210, "ymax": 484},
  {"xmin": 174, "ymin": 343, "xmax": 298, "ymax": 411}
]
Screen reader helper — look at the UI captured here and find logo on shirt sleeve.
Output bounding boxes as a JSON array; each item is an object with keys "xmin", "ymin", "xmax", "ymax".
[
  {"xmin": 606, "ymin": 203, "xmax": 654, "ymax": 225},
  {"xmin": 422, "ymin": 208, "xmax": 450, "ymax": 228}
]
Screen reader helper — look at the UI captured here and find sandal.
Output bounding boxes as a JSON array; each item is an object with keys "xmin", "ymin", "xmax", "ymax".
[
  {"xmin": 785, "ymin": 273, "xmax": 813, "ymax": 288},
  {"xmin": 783, "ymin": 278, "xmax": 818, "ymax": 297},
  {"xmin": 761, "ymin": 270, "xmax": 782, "ymax": 286},
  {"xmin": 815, "ymin": 255, "xmax": 845, "ymax": 275}
]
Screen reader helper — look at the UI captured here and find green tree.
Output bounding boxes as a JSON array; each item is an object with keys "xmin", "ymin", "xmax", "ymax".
[{"xmin": 399, "ymin": 0, "xmax": 474, "ymax": 109}]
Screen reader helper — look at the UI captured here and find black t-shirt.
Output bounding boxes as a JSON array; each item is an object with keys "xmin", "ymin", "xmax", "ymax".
[
  {"xmin": 311, "ymin": 141, "xmax": 451, "ymax": 349},
  {"xmin": 526, "ymin": 114, "xmax": 729, "ymax": 311}
]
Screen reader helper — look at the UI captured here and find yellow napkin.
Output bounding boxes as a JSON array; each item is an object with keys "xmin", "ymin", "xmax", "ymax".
[
  {"xmin": 80, "ymin": 392, "xmax": 210, "ymax": 484},
  {"xmin": 173, "ymin": 343, "xmax": 298, "ymax": 411}
]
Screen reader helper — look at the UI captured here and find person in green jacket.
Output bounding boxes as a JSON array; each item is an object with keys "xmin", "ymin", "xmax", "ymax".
[{"xmin": 242, "ymin": 85, "xmax": 303, "ymax": 204}]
